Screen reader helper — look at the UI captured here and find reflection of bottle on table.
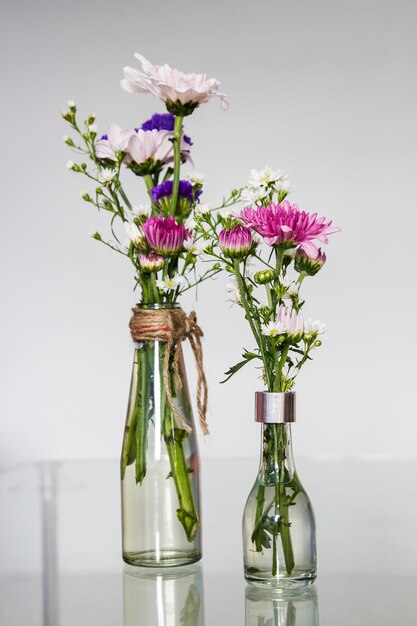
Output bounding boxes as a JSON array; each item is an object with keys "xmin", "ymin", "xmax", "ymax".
[
  {"xmin": 123, "ymin": 563, "xmax": 204, "ymax": 626},
  {"xmin": 245, "ymin": 585, "xmax": 319, "ymax": 626}
]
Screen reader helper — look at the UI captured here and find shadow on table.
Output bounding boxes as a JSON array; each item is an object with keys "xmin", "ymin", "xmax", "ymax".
[
  {"xmin": 245, "ymin": 585, "xmax": 319, "ymax": 626},
  {"xmin": 123, "ymin": 564, "xmax": 204, "ymax": 626}
]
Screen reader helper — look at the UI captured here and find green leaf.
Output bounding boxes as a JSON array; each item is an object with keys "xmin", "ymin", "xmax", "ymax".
[{"xmin": 221, "ymin": 349, "xmax": 261, "ymax": 383}]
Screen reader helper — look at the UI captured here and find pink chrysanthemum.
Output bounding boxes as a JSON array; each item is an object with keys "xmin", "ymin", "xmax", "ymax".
[
  {"xmin": 239, "ymin": 201, "xmax": 340, "ymax": 258},
  {"xmin": 219, "ymin": 225, "xmax": 253, "ymax": 259},
  {"xmin": 142, "ymin": 216, "xmax": 189, "ymax": 256},
  {"xmin": 121, "ymin": 53, "xmax": 229, "ymax": 112}
]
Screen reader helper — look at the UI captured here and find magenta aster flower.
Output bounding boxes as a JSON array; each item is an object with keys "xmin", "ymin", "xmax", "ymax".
[
  {"xmin": 219, "ymin": 225, "xmax": 253, "ymax": 259},
  {"xmin": 239, "ymin": 201, "xmax": 340, "ymax": 258},
  {"xmin": 142, "ymin": 216, "xmax": 189, "ymax": 256}
]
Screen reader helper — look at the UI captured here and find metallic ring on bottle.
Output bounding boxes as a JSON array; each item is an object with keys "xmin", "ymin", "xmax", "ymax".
[{"xmin": 255, "ymin": 392, "xmax": 296, "ymax": 423}]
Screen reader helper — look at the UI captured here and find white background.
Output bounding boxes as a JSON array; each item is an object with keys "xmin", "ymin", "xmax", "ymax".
[{"xmin": 1, "ymin": 0, "xmax": 416, "ymax": 470}]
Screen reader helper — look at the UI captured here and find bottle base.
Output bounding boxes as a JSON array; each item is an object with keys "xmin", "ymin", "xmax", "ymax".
[
  {"xmin": 245, "ymin": 569, "xmax": 316, "ymax": 590},
  {"xmin": 123, "ymin": 549, "xmax": 202, "ymax": 568}
]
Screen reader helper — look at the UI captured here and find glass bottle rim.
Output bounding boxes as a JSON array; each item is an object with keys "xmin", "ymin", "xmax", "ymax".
[{"xmin": 137, "ymin": 302, "xmax": 180, "ymax": 310}]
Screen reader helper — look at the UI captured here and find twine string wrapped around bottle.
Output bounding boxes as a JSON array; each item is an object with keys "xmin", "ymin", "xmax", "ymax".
[{"xmin": 129, "ymin": 307, "xmax": 209, "ymax": 435}]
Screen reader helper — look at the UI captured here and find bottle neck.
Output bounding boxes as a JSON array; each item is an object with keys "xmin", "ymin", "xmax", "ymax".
[{"xmin": 258, "ymin": 423, "xmax": 295, "ymax": 482}]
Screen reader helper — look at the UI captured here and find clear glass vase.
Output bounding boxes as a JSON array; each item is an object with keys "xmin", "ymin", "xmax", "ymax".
[
  {"xmin": 243, "ymin": 392, "xmax": 317, "ymax": 588},
  {"xmin": 121, "ymin": 305, "xmax": 202, "ymax": 567}
]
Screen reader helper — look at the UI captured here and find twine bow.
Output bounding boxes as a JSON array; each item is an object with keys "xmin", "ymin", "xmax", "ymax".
[{"xmin": 129, "ymin": 307, "xmax": 209, "ymax": 435}]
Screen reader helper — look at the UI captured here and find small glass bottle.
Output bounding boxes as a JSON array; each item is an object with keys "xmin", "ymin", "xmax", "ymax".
[
  {"xmin": 121, "ymin": 304, "xmax": 202, "ymax": 567},
  {"xmin": 243, "ymin": 392, "xmax": 317, "ymax": 588}
]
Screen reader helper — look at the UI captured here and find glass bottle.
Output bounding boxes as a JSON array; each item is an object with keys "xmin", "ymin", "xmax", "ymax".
[
  {"xmin": 121, "ymin": 304, "xmax": 202, "ymax": 567},
  {"xmin": 243, "ymin": 392, "xmax": 317, "ymax": 588}
]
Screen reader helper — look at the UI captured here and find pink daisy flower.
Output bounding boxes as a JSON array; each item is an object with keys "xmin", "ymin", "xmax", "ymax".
[{"xmin": 239, "ymin": 201, "xmax": 340, "ymax": 258}]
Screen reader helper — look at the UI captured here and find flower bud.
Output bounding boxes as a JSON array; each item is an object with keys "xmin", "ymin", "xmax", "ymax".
[
  {"xmin": 67, "ymin": 100, "xmax": 76, "ymax": 111},
  {"xmin": 90, "ymin": 231, "xmax": 101, "ymax": 240},
  {"xmin": 86, "ymin": 113, "xmax": 96, "ymax": 125},
  {"xmin": 139, "ymin": 253, "xmax": 164, "ymax": 273},
  {"xmin": 254, "ymin": 269, "xmax": 275, "ymax": 285},
  {"xmin": 65, "ymin": 160, "xmax": 79, "ymax": 171},
  {"xmin": 219, "ymin": 226, "xmax": 253, "ymax": 259},
  {"xmin": 61, "ymin": 110, "xmax": 71, "ymax": 121},
  {"xmin": 294, "ymin": 248, "xmax": 326, "ymax": 276},
  {"xmin": 63, "ymin": 135, "xmax": 74, "ymax": 146},
  {"xmin": 81, "ymin": 191, "xmax": 91, "ymax": 201}
]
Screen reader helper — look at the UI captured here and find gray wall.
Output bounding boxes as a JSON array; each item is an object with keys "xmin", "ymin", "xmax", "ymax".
[{"xmin": 1, "ymin": 0, "xmax": 416, "ymax": 468}]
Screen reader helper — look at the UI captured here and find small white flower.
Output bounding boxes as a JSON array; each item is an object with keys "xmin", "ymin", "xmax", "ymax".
[
  {"xmin": 63, "ymin": 135, "xmax": 70, "ymax": 143},
  {"xmin": 241, "ymin": 185, "xmax": 268, "ymax": 205},
  {"xmin": 124, "ymin": 222, "xmax": 144, "ymax": 247},
  {"xmin": 100, "ymin": 168, "xmax": 115, "ymax": 184},
  {"xmin": 249, "ymin": 167, "xmax": 279, "ymax": 187},
  {"xmin": 67, "ymin": 100, "xmax": 76, "ymax": 108},
  {"xmin": 88, "ymin": 124, "xmax": 98, "ymax": 133},
  {"xmin": 187, "ymin": 171, "xmax": 207, "ymax": 185},
  {"xmin": 304, "ymin": 319, "xmax": 327, "ymax": 337},
  {"xmin": 275, "ymin": 175, "xmax": 291, "ymax": 192},
  {"xmin": 66, "ymin": 160, "xmax": 75, "ymax": 170},
  {"xmin": 262, "ymin": 321, "xmax": 287, "ymax": 337},
  {"xmin": 194, "ymin": 203, "xmax": 211, "ymax": 216},
  {"xmin": 156, "ymin": 276, "xmax": 186, "ymax": 292},
  {"xmin": 132, "ymin": 203, "xmax": 150, "ymax": 218},
  {"xmin": 183, "ymin": 237, "xmax": 203, "ymax": 255}
]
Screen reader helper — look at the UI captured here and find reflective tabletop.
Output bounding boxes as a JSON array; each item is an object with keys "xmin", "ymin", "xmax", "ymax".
[{"xmin": 1, "ymin": 459, "xmax": 416, "ymax": 625}]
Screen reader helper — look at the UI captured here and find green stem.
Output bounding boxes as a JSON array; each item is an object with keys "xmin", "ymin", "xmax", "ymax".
[
  {"xmin": 234, "ymin": 260, "xmax": 272, "ymax": 389},
  {"xmin": 162, "ymin": 347, "xmax": 199, "ymax": 542},
  {"xmin": 135, "ymin": 346, "xmax": 149, "ymax": 484},
  {"xmin": 276, "ymin": 424, "xmax": 295, "ymax": 575},
  {"xmin": 275, "ymin": 344, "xmax": 289, "ymax": 393},
  {"xmin": 170, "ymin": 115, "xmax": 184, "ymax": 215}
]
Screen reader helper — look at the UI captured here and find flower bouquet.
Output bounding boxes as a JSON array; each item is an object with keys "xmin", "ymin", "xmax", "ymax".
[
  {"xmin": 62, "ymin": 53, "xmax": 227, "ymax": 566},
  {"xmin": 195, "ymin": 167, "xmax": 339, "ymax": 585}
]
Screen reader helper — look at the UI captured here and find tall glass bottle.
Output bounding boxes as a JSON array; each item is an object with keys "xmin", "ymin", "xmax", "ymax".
[
  {"xmin": 121, "ymin": 304, "xmax": 202, "ymax": 567},
  {"xmin": 243, "ymin": 392, "xmax": 316, "ymax": 587}
]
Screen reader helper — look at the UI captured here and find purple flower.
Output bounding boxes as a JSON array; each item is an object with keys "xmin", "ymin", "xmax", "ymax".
[
  {"xmin": 151, "ymin": 179, "xmax": 202, "ymax": 205},
  {"xmin": 140, "ymin": 113, "xmax": 192, "ymax": 146},
  {"xmin": 142, "ymin": 216, "xmax": 189, "ymax": 256},
  {"xmin": 219, "ymin": 225, "xmax": 253, "ymax": 259}
]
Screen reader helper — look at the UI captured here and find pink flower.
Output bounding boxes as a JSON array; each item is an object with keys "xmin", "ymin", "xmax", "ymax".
[
  {"xmin": 142, "ymin": 216, "xmax": 189, "ymax": 256},
  {"xmin": 239, "ymin": 201, "xmax": 340, "ymax": 258},
  {"xmin": 139, "ymin": 253, "xmax": 164, "ymax": 272},
  {"xmin": 121, "ymin": 53, "xmax": 229, "ymax": 113},
  {"xmin": 125, "ymin": 129, "xmax": 174, "ymax": 166},
  {"xmin": 219, "ymin": 225, "xmax": 253, "ymax": 259},
  {"xmin": 276, "ymin": 305, "xmax": 304, "ymax": 339},
  {"xmin": 95, "ymin": 124, "xmax": 135, "ymax": 161},
  {"xmin": 294, "ymin": 247, "xmax": 327, "ymax": 276}
]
